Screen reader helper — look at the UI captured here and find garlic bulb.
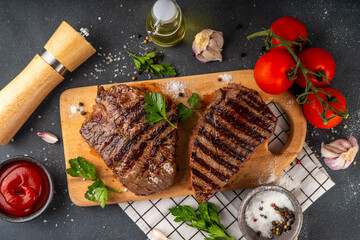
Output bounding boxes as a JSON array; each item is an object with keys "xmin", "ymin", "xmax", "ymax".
[
  {"xmin": 37, "ymin": 132, "xmax": 59, "ymax": 144},
  {"xmin": 321, "ymin": 135, "xmax": 358, "ymax": 170},
  {"xmin": 192, "ymin": 29, "xmax": 224, "ymax": 63}
]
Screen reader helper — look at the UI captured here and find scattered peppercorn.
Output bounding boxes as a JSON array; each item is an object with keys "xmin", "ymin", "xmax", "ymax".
[
  {"xmin": 146, "ymin": 36, "xmax": 149, "ymax": 40},
  {"xmin": 290, "ymin": 162, "xmax": 294, "ymax": 166},
  {"xmin": 256, "ymin": 231, "xmax": 261, "ymax": 236},
  {"xmin": 158, "ymin": 52, "xmax": 164, "ymax": 58},
  {"xmin": 253, "ymin": 218, "xmax": 257, "ymax": 222},
  {"xmin": 79, "ymin": 102, "xmax": 84, "ymax": 106},
  {"xmin": 144, "ymin": 40, "xmax": 148, "ymax": 44},
  {"xmin": 145, "ymin": 69, "xmax": 150, "ymax": 72},
  {"xmin": 315, "ymin": 153, "xmax": 321, "ymax": 158},
  {"xmin": 261, "ymin": 46, "xmax": 267, "ymax": 51},
  {"xmin": 135, "ymin": 33, "xmax": 141, "ymax": 39},
  {"xmin": 179, "ymin": 92, "xmax": 184, "ymax": 97},
  {"xmin": 132, "ymin": 76, "xmax": 136, "ymax": 80},
  {"xmin": 80, "ymin": 111, "xmax": 86, "ymax": 116},
  {"xmin": 136, "ymin": 70, "xmax": 142, "ymax": 75},
  {"xmin": 151, "ymin": 47, "xmax": 156, "ymax": 51},
  {"xmin": 217, "ymin": 77, "xmax": 222, "ymax": 82},
  {"xmin": 259, "ymin": 207, "xmax": 263, "ymax": 211},
  {"xmin": 149, "ymin": 38, "xmax": 152, "ymax": 42},
  {"xmin": 297, "ymin": 159, "xmax": 301, "ymax": 164},
  {"xmin": 240, "ymin": 52, "xmax": 247, "ymax": 57}
]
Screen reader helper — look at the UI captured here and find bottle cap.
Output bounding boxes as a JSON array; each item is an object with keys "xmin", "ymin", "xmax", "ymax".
[{"xmin": 153, "ymin": 0, "xmax": 176, "ymax": 22}]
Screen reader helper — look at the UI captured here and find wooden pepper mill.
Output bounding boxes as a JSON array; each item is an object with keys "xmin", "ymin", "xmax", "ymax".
[{"xmin": 0, "ymin": 21, "xmax": 96, "ymax": 146}]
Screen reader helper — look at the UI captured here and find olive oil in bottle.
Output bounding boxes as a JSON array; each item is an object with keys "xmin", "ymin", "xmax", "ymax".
[{"xmin": 146, "ymin": 0, "xmax": 186, "ymax": 47}]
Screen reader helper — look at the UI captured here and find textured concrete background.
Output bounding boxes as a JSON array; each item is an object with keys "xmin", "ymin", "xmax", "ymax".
[{"xmin": 0, "ymin": 0, "xmax": 359, "ymax": 239}]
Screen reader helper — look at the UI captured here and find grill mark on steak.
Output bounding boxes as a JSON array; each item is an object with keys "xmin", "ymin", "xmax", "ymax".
[
  {"xmin": 198, "ymin": 126, "xmax": 247, "ymax": 162},
  {"xmin": 121, "ymin": 142, "xmax": 148, "ymax": 172},
  {"xmin": 237, "ymin": 91, "xmax": 277, "ymax": 122},
  {"xmin": 191, "ymin": 152, "xmax": 229, "ymax": 182},
  {"xmin": 189, "ymin": 83, "xmax": 278, "ymax": 202},
  {"xmin": 148, "ymin": 114, "xmax": 177, "ymax": 141},
  {"xmin": 191, "ymin": 168, "xmax": 219, "ymax": 190},
  {"xmin": 211, "ymin": 105, "xmax": 265, "ymax": 142},
  {"xmin": 203, "ymin": 114, "xmax": 254, "ymax": 152},
  {"xmin": 193, "ymin": 138, "xmax": 238, "ymax": 173},
  {"xmin": 226, "ymin": 99, "xmax": 274, "ymax": 132},
  {"xmin": 150, "ymin": 130, "xmax": 175, "ymax": 157}
]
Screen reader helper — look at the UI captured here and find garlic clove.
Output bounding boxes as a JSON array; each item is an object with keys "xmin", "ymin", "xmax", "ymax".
[
  {"xmin": 321, "ymin": 135, "xmax": 358, "ymax": 170},
  {"xmin": 327, "ymin": 139, "xmax": 352, "ymax": 152},
  {"xmin": 37, "ymin": 132, "xmax": 59, "ymax": 144},
  {"xmin": 348, "ymin": 135, "xmax": 359, "ymax": 150},
  {"xmin": 152, "ymin": 228, "xmax": 170, "ymax": 240},
  {"xmin": 192, "ymin": 29, "xmax": 224, "ymax": 63},
  {"xmin": 324, "ymin": 156, "xmax": 345, "ymax": 170},
  {"xmin": 321, "ymin": 143, "xmax": 341, "ymax": 158}
]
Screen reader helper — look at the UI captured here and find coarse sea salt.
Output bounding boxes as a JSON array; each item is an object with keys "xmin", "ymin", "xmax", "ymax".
[
  {"xmin": 165, "ymin": 81, "xmax": 186, "ymax": 100},
  {"xmin": 218, "ymin": 73, "xmax": 232, "ymax": 83},
  {"xmin": 70, "ymin": 105, "xmax": 84, "ymax": 114},
  {"xmin": 245, "ymin": 190, "xmax": 294, "ymax": 238}
]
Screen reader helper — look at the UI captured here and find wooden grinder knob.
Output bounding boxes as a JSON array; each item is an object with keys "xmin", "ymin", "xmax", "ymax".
[{"xmin": 0, "ymin": 21, "xmax": 96, "ymax": 146}]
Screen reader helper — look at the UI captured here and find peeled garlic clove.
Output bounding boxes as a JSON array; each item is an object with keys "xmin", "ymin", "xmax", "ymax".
[
  {"xmin": 37, "ymin": 132, "xmax": 59, "ymax": 144},
  {"xmin": 321, "ymin": 135, "xmax": 358, "ymax": 170},
  {"xmin": 152, "ymin": 228, "xmax": 170, "ymax": 240},
  {"xmin": 192, "ymin": 29, "xmax": 224, "ymax": 63}
]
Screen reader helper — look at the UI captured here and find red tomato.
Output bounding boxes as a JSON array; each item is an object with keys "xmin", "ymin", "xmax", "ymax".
[
  {"xmin": 303, "ymin": 88, "xmax": 347, "ymax": 129},
  {"xmin": 254, "ymin": 51, "xmax": 295, "ymax": 95},
  {"xmin": 296, "ymin": 48, "xmax": 336, "ymax": 88},
  {"xmin": 270, "ymin": 17, "xmax": 307, "ymax": 51}
]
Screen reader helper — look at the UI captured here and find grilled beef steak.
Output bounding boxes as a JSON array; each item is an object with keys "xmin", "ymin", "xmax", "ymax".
[
  {"xmin": 80, "ymin": 84, "xmax": 178, "ymax": 196},
  {"xmin": 189, "ymin": 83, "xmax": 278, "ymax": 202}
]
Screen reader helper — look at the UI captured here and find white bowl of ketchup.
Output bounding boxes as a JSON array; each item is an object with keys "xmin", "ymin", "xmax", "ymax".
[{"xmin": 0, "ymin": 156, "xmax": 54, "ymax": 222}]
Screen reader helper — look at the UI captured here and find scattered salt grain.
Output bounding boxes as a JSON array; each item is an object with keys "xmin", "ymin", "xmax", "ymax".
[
  {"xmin": 124, "ymin": 188, "xmax": 128, "ymax": 192},
  {"xmin": 165, "ymin": 81, "xmax": 186, "ymax": 100},
  {"xmin": 98, "ymin": 17, "xmax": 101, "ymax": 21},
  {"xmin": 70, "ymin": 105, "xmax": 84, "ymax": 114},
  {"xmin": 43, "ymin": 219, "xmax": 47, "ymax": 223},
  {"xmin": 38, "ymin": 115, "xmax": 42, "ymax": 119},
  {"xmin": 245, "ymin": 190, "xmax": 294, "ymax": 237},
  {"xmin": 218, "ymin": 73, "xmax": 232, "ymax": 83}
]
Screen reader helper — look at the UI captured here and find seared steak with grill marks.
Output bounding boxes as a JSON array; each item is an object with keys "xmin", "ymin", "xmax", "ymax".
[
  {"xmin": 189, "ymin": 83, "xmax": 278, "ymax": 202},
  {"xmin": 80, "ymin": 84, "xmax": 178, "ymax": 196}
]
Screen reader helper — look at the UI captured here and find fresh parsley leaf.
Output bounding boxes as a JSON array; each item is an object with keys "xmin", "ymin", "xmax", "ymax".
[
  {"xmin": 177, "ymin": 93, "xmax": 203, "ymax": 122},
  {"xmin": 126, "ymin": 50, "xmax": 176, "ymax": 78},
  {"xmin": 169, "ymin": 202, "xmax": 234, "ymax": 240},
  {"xmin": 66, "ymin": 157, "xmax": 96, "ymax": 181},
  {"xmin": 144, "ymin": 92, "xmax": 176, "ymax": 128},
  {"xmin": 66, "ymin": 157, "xmax": 122, "ymax": 208},
  {"xmin": 85, "ymin": 179, "xmax": 108, "ymax": 208}
]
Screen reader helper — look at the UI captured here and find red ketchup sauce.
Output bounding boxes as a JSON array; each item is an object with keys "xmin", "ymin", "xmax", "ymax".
[{"xmin": 0, "ymin": 161, "xmax": 50, "ymax": 216}]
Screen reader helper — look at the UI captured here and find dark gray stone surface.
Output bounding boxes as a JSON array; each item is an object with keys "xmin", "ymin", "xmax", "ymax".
[{"xmin": 0, "ymin": 0, "xmax": 359, "ymax": 239}]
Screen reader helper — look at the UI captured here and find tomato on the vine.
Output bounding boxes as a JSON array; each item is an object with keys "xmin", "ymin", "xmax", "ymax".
[
  {"xmin": 254, "ymin": 51, "xmax": 295, "ymax": 95},
  {"xmin": 296, "ymin": 48, "xmax": 336, "ymax": 88},
  {"xmin": 270, "ymin": 17, "xmax": 307, "ymax": 51},
  {"xmin": 303, "ymin": 87, "xmax": 347, "ymax": 129}
]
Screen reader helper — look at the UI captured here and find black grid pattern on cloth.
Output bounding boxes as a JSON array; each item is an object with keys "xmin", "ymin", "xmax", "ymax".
[{"xmin": 118, "ymin": 102, "xmax": 335, "ymax": 240}]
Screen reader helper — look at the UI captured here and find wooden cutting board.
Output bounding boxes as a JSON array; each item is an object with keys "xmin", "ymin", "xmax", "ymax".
[{"xmin": 60, "ymin": 70, "xmax": 306, "ymax": 207}]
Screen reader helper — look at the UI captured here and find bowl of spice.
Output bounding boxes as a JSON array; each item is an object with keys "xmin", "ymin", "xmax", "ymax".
[
  {"xmin": 238, "ymin": 186, "xmax": 303, "ymax": 240},
  {"xmin": 0, "ymin": 156, "xmax": 54, "ymax": 222}
]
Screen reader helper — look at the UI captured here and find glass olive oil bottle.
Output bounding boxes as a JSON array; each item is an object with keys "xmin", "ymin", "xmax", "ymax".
[{"xmin": 146, "ymin": 0, "xmax": 186, "ymax": 47}]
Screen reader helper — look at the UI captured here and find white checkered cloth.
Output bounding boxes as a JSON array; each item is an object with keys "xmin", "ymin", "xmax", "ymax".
[{"xmin": 119, "ymin": 103, "xmax": 335, "ymax": 240}]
